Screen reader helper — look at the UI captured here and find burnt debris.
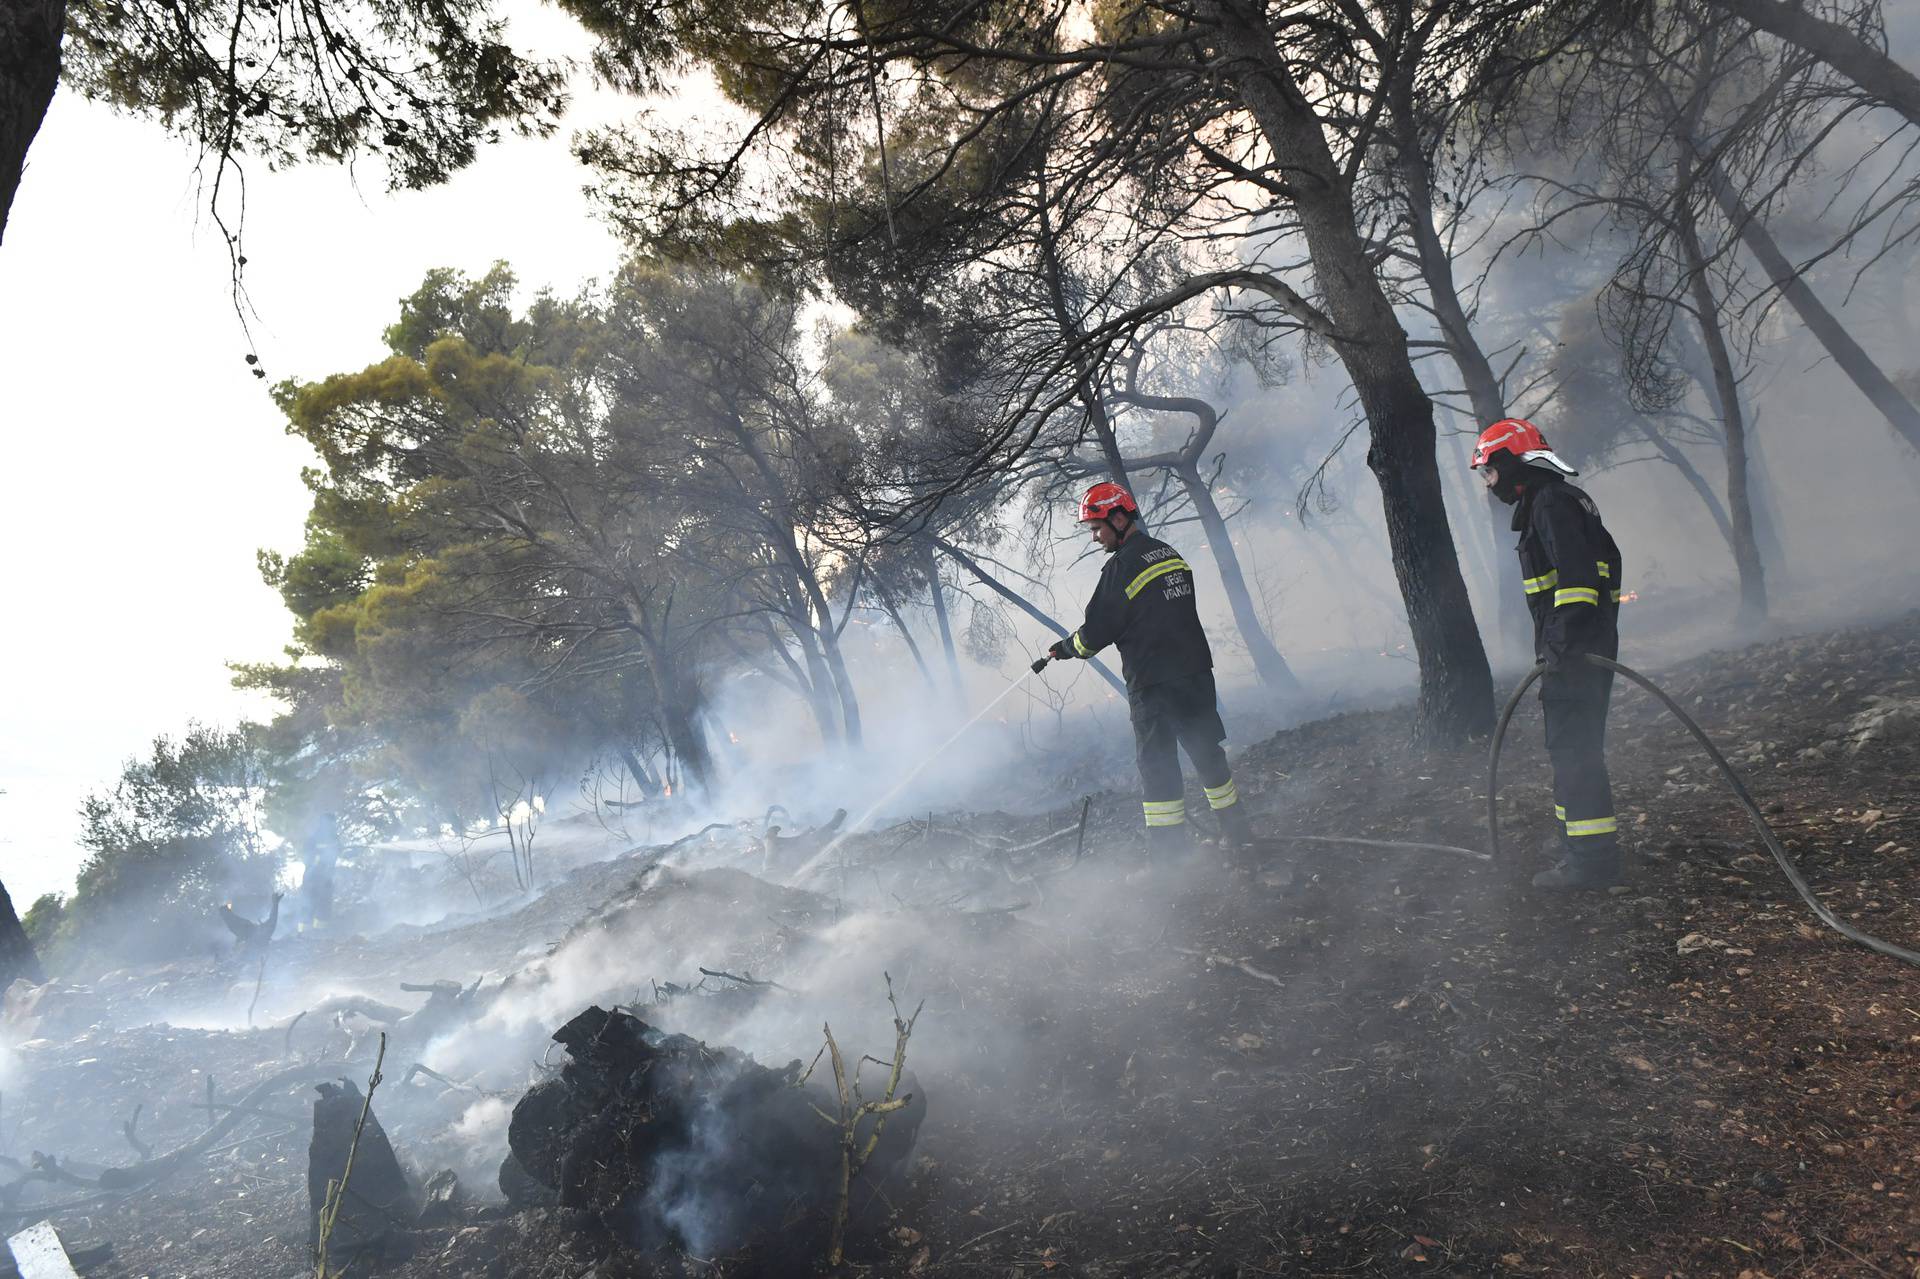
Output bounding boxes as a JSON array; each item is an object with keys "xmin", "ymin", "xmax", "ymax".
[{"xmin": 503, "ymin": 1005, "xmax": 924, "ymax": 1261}]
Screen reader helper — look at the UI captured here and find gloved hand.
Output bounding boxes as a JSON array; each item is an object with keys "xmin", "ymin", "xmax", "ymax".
[{"xmin": 1048, "ymin": 637, "xmax": 1075, "ymax": 662}]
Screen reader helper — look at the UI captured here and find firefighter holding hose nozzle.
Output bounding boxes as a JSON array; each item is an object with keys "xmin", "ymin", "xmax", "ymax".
[
  {"xmin": 1473, "ymin": 419, "xmax": 1626, "ymax": 891},
  {"xmin": 1042, "ymin": 482, "xmax": 1254, "ymax": 861}
]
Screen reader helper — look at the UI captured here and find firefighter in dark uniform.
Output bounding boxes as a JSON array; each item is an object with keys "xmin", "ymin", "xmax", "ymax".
[
  {"xmin": 1472, "ymin": 418, "xmax": 1626, "ymax": 890},
  {"xmin": 1044, "ymin": 482, "xmax": 1255, "ymax": 856}
]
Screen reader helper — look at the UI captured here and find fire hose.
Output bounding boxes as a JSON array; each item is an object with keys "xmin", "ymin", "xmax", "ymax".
[{"xmin": 1488, "ymin": 653, "xmax": 1920, "ymax": 969}]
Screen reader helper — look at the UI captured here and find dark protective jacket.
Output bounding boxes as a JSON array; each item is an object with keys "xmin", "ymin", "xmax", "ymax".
[
  {"xmin": 1063, "ymin": 531, "xmax": 1213, "ymax": 697},
  {"xmin": 1513, "ymin": 472, "xmax": 1623, "ymax": 669}
]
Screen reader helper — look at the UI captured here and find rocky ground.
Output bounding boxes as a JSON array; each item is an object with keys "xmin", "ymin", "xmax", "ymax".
[{"xmin": 5, "ymin": 612, "xmax": 1920, "ymax": 1277}]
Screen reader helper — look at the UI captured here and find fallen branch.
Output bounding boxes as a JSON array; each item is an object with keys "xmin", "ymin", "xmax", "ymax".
[
  {"xmin": 802, "ymin": 974, "xmax": 924, "ymax": 1267},
  {"xmin": 401, "ymin": 1063, "xmax": 479, "ymax": 1094},
  {"xmin": 664, "ymin": 823, "xmax": 732, "ymax": 853},
  {"xmin": 1000, "ymin": 823, "xmax": 1083, "ymax": 855},
  {"xmin": 26, "ymin": 1153, "xmax": 96, "ymax": 1189},
  {"xmin": 97, "ymin": 1060, "xmax": 352, "ymax": 1190},
  {"xmin": 1263, "ymin": 834, "xmax": 1490, "ymax": 862}
]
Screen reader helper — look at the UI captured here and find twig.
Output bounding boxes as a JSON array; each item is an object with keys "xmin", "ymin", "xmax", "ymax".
[
  {"xmin": 1173, "ymin": 946, "xmax": 1287, "ymax": 990},
  {"xmin": 121, "ymin": 1105, "xmax": 152, "ymax": 1161},
  {"xmin": 248, "ymin": 952, "xmax": 269, "ymax": 1027},
  {"xmin": 999, "ymin": 824, "xmax": 1083, "ymax": 854},
  {"xmin": 284, "ymin": 1011, "xmax": 308, "ymax": 1057},
  {"xmin": 315, "ymin": 1033, "xmax": 388, "ymax": 1279},
  {"xmin": 1814, "ymin": 1233, "xmax": 1896, "ymax": 1278},
  {"xmin": 1073, "ymin": 796, "xmax": 1092, "ymax": 865},
  {"xmin": 947, "ymin": 1221, "xmax": 1017, "ymax": 1259},
  {"xmin": 696, "ymin": 967, "xmax": 796, "ymax": 993}
]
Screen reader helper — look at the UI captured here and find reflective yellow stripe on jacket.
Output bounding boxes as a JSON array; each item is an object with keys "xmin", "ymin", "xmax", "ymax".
[
  {"xmin": 1530, "ymin": 563, "xmax": 1621, "ymax": 604},
  {"xmin": 1125, "ymin": 558, "xmax": 1191, "ymax": 599}
]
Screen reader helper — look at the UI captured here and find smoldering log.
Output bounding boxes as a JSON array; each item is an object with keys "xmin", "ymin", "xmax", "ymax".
[{"xmin": 503, "ymin": 1006, "xmax": 924, "ymax": 1258}]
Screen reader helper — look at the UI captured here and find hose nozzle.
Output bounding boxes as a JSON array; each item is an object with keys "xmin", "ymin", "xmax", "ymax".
[{"xmin": 1030, "ymin": 655, "xmax": 1051, "ymax": 675}]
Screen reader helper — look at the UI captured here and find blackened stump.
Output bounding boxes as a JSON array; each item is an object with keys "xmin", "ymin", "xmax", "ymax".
[
  {"xmin": 506, "ymin": 1006, "xmax": 924, "ymax": 1263},
  {"xmin": 308, "ymin": 1079, "xmax": 414, "ymax": 1255}
]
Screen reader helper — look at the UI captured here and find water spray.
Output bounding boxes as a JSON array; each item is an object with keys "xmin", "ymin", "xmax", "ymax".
[{"xmin": 787, "ymin": 660, "xmax": 1053, "ymax": 885}]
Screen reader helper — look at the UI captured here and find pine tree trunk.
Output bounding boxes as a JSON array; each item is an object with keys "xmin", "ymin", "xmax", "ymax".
[
  {"xmin": 1632, "ymin": 418, "xmax": 1737, "ymax": 550},
  {"xmin": 635, "ymin": 630, "xmax": 715, "ymax": 793},
  {"xmin": 0, "ymin": 0, "xmax": 64, "ymax": 245},
  {"xmin": 1176, "ymin": 461, "xmax": 1301, "ymax": 694},
  {"xmin": 619, "ymin": 745, "xmax": 660, "ymax": 795},
  {"xmin": 0, "ymin": 878, "xmax": 47, "ymax": 989},
  {"xmin": 1702, "ymin": 159, "xmax": 1920, "ymax": 453},
  {"xmin": 919, "ymin": 538, "xmax": 965, "ymax": 697},
  {"xmin": 1708, "ymin": 0, "xmax": 1920, "ymax": 129},
  {"xmin": 785, "ymin": 612, "xmax": 844, "ymax": 745},
  {"xmin": 1676, "ymin": 210, "xmax": 1768, "ymax": 622},
  {"xmin": 874, "ymin": 583, "xmax": 939, "ymax": 691},
  {"xmin": 1203, "ymin": 0, "xmax": 1493, "ymax": 741},
  {"xmin": 769, "ymin": 532, "xmax": 863, "ymax": 747},
  {"xmin": 659, "ymin": 694, "xmax": 714, "ymax": 794},
  {"xmin": 800, "ymin": 580, "xmax": 864, "ymax": 747},
  {"xmin": 1392, "ymin": 95, "xmax": 1533, "ymax": 667},
  {"xmin": 1037, "ymin": 209, "xmax": 1136, "ymax": 501}
]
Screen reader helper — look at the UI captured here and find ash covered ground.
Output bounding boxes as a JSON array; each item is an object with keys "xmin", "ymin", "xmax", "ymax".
[{"xmin": 6, "ymin": 614, "xmax": 1920, "ymax": 1277}]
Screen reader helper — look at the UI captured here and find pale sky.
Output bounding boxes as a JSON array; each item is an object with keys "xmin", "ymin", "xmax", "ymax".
[{"xmin": 0, "ymin": 16, "xmax": 626, "ymax": 906}]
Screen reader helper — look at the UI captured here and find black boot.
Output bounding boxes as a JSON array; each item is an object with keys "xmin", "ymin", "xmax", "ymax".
[
  {"xmin": 1146, "ymin": 822, "xmax": 1198, "ymax": 864},
  {"xmin": 1531, "ymin": 854, "xmax": 1623, "ymax": 891},
  {"xmin": 1214, "ymin": 802, "xmax": 1255, "ymax": 850}
]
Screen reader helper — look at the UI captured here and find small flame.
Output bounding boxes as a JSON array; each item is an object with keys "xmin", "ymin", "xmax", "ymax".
[
  {"xmin": 1620, "ymin": 590, "xmax": 1640, "ymax": 603},
  {"xmin": 663, "ymin": 782, "xmax": 673, "ymax": 798},
  {"xmin": 728, "ymin": 732, "xmax": 740, "ymax": 744}
]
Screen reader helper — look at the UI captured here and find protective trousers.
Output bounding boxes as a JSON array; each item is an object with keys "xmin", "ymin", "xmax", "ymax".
[
  {"xmin": 1542, "ymin": 667, "xmax": 1619, "ymax": 865},
  {"xmin": 1131, "ymin": 672, "xmax": 1239, "ymax": 833}
]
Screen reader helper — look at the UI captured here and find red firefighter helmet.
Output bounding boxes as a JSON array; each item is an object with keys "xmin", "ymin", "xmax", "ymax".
[
  {"xmin": 1470, "ymin": 417, "xmax": 1577, "ymax": 476},
  {"xmin": 1077, "ymin": 481, "xmax": 1139, "ymax": 524}
]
